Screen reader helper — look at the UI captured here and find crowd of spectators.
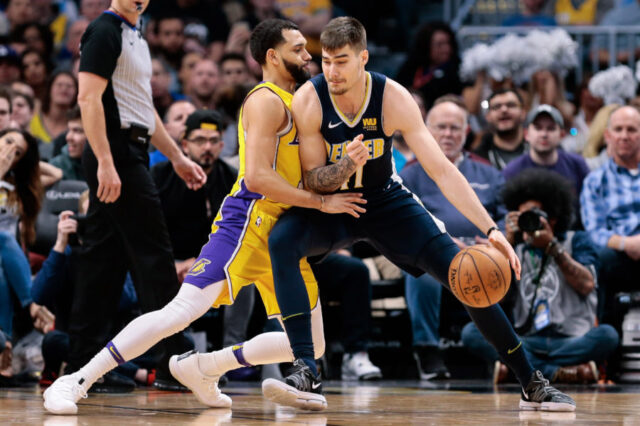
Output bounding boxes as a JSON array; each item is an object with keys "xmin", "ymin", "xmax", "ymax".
[{"xmin": 1, "ymin": 0, "xmax": 639, "ymax": 389}]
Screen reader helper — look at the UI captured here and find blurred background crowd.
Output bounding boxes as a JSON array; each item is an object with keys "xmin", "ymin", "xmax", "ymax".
[{"xmin": 2, "ymin": 0, "xmax": 640, "ymax": 391}]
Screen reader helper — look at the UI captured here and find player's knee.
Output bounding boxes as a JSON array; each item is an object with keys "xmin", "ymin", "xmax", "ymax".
[
  {"xmin": 161, "ymin": 299, "xmax": 199, "ymax": 335},
  {"xmin": 268, "ymin": 220, "xmax": 306, "ymax": 260}
]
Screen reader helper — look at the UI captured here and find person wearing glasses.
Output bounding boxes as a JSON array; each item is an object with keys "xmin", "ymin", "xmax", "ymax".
[
  {"xmin": 474, "ymin": 88, "xmax": 528, "ymax": 170},
  {"xmin": 151, "ymin": 109, "xmax": 236, "ymax": 282}
]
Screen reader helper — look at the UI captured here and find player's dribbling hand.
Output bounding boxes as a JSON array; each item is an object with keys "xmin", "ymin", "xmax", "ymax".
[
  {"xmin": 345, "ymin": 134, "xmax": 368, "ymax": 168},
  {"xmin": 321, "ymin": 192, "xmax": 367, "ymax": 218},
  {"xmin": 488, "ymin": 230, "xmax": 521, "ymax": 280}
]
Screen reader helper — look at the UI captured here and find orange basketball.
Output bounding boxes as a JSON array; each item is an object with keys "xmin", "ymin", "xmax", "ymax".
[{"xmin": 448, "ymin": 244, "xmax": 511, "ymax": 308}]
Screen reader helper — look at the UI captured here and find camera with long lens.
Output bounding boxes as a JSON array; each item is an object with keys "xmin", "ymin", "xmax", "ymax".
[{"xmin": 517, "ymin": 207, "xmax": 548, "ymax": 233}]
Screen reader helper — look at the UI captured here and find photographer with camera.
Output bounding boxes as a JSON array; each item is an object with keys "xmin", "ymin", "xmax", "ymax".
[
  {"xmin": 32, "ymin": 200, "xmax": 150, "ymax": 389},
  {"xmin": 462, "ymin": 169, "xmax": 618, "ymax": 384}
]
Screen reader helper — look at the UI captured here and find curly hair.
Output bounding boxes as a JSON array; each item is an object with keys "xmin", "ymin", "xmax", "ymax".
[
  {"xmin": 502, "ymin": 169, "xmax": 574, "ymax": 234},
  {"xmin": 2, "ymin": 128, "xmax": 42, "ymax": 244}
]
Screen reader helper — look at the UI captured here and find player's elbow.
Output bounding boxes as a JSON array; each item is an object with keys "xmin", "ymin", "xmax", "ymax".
[{"xmin": 243, "ymin": 172, "xmax": 263, "ymax": 194}]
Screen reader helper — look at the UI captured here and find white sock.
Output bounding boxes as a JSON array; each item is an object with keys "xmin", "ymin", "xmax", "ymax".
[
  {"xmin": 199, "ymin": 304, "xmax": 326, "ymax": 376},
  {"xmin": 73, "ymin": 282, "xmax": 222, "ymax": 390},
  {"xmin": 76, "ymin": 348, "xmax": 117, "ymax": 391}
]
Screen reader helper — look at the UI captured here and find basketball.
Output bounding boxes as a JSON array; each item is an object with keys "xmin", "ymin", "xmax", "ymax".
[{"xmin": 448, "ymin": 244, "xmax": 511, "ymax": 308}]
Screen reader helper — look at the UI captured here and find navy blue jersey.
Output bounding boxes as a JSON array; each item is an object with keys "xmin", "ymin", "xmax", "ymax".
[{"xmin": 310, "ymin": 71, "xmax": 394, "ymax": 192}]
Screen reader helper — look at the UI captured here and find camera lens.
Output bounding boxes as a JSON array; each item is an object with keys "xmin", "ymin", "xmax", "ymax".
[{"xmin": 518, "ymin": 210, "xmax": 542, "ymax": 232}]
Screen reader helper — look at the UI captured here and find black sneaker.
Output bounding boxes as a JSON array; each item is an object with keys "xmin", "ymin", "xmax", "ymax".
[
  {"xmin": 520, "ymin": 370, "xmax": 576, "ymax": 412},
  {"xmin": 414, "ymin": 346, "xmax": 451, "ymax": 380},
  {"xmin": 153, "ymin": 368, "xmax": 188, "ymax": 392},
  {"xmin": 89, "ymin": 371, "xmax": 136, "ymax": 393},
  {"xmin": 261, "ymin": 359, "xmax": 327, "ymax": 411}
]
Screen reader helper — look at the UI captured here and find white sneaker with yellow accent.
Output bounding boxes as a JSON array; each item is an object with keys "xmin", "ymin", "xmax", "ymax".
[{"xmin": 169, "ymin": 350, "xmax": 232, "ymax": 408}]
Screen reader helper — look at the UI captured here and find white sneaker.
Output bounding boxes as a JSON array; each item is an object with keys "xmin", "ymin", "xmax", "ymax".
[
  {"xmin": 43, "ymin": 374, "xmax": 87, "ymax": 415},
  {"xmin": 169, "ymin": 350, "xmax": 232, "ymax": 408},
  {"xmin": 341, "ymin": 352, "xmax": 382, "ymax": 381}
]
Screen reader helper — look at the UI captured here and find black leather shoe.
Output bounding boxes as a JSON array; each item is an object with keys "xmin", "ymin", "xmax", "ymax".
[{"xmin": 89, "ymin": 371, "xmax": 136, "ymax": 393}]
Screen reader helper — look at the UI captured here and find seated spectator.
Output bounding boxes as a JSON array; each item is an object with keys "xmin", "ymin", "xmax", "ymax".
[
  {"xmin": 33, "ymin": 201, "xmax": 151, "ymax": 390},
  {"xmin": 49, "ymin": 106, "xmax": 85, "ymax": 181},
  {"xmin": 0, "ymin": 128, "xmax": 42, "ymax": 245},
  {"xmin": 502, "ymin": 0, "xmax": 556, "ymax": 26},
  {"xmin": 581, "ymin": 106, "xmax": 640, "ymax": 322},
  {"xmin": 582, "ymin": 103, "xmax": 619, "ymax": 171},
  {"xmin": 149, "ymin": 100, "xmax": 196, "ymax": 168},
  {"xmin": 56, "ymin": 18, "xmax": 89, "ymax": 70},
  {"xmin": 0, "ymin": 87, "xmax": 12, "ymax": 132},
  {"xmin": 151, "ymin": 57, "xmax": 186, "ymax": 119},
  {"xmin": 153, "ymin": 16, "xmax": 186, "ymax": 72},
  {"xmin": 400, "ymin": 98, "xmax": 507, "ymax": 380},
  {"xmin": 396, "ymin": 22, "xmax": 462, "ymax": 110},
  {"xmin": 10, "ymin": 89, "xmax": 34, "ymax": 131},
  {"xmin": 220, "ymin": 52, "xmax": 254, "ymax": 86},
  {"xmin": 562, "ymin": 77, "xmax": 603, "ymax": 155},
  {"xmin": 5, "ymin": 0, "xmax": 36, "ymax": 33},
  {"xmin": 474, "ymin": 88, "xmax": 528, "ymax": 170},
  {"xmin": 502, "ymin": 104, "xmax": 590, "ymax": 210},
  {"xmin": 463, "ymin": 169, "xmax": 618, "ymax": 384},
  {"xmin": 20, "ymin": 49, "xmax": 52, "ymax": 105},
  {"xmin": 11, "ymin": 23, "xmax": 54, "ymax": 59},
  {"xmin": 151, "ymin": 110, "xmax": 236, "ymax": 278},
  {"xmin": 29, "ymin": 71, "xmax": 77, "ymax": 159},
  {"xmin": 177, "ymin": 51, "xmax": 203, "ymax": 96},
  {"xmin": 187, "ymin": 58, "xmax": 220, "ymax": 110},
  {"xmin": 0, "ymin": 45, "xmax": 21, "ymax": 85}
]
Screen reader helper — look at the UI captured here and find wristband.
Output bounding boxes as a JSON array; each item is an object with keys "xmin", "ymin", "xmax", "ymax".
[
  {"xmin": 619, "ymin": 236, "xmax": 626, "ymax": 251},
  {"xmin": 486, "ymin": 226, "xmax": 500, "ymax": 237}
]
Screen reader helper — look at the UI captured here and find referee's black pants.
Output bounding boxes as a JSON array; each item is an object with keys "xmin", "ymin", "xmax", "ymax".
[{"xmin": 67, "ymin": 141, "xmax": 189, "ymax": 372}]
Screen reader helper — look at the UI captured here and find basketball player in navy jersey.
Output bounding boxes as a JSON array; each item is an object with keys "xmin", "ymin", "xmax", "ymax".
[{"xmin": 262, "ymin": 17, "xmax": 576, "ymax": 412}]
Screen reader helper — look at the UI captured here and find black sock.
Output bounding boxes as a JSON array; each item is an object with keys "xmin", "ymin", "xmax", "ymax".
[
  {"xmin": 281, "ymin": 313, "xmax": 317, "ymax": 375},
  {"xmin": 465, "ymin": 304, "xmax": 534, "ymax": 387}
]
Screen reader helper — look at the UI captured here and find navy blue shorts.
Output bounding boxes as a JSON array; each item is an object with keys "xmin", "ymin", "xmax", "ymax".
[{"xmin": 269, "ymin": 180, "xmax": 460, "ymax": 283}]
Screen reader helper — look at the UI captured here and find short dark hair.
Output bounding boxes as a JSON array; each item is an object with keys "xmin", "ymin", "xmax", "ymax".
[
  {"xmin": 320, "ymin": 17, "xmax": 367, "ymax": 53},
  {"xmin": 11, "ymin": 90, "xmax": 34, "ymax": 111},
  {"xmin": 249, "ymin": 19, "xmax": 299, "ymax": 65},
  {"xmin": 487, "ymin": 88, "xmax": 524, "ymax": 107},
  {"xmin": 0, "ymin": 87, "xmax": 12, "ymax": 113},
  {"xmin": 502, "ymin": 169, "xmax": 574, "ymax": 234},
  {"xmin": 66, "ymin": 104, "xmax": 81, "ymax": 121},
  {"xmin": 154, "ymin": 16, "xmax": 184, "ymax": 35},
  {"xmin": 220, "ymin": 52, "xmax": 246, "ymax": 67}
]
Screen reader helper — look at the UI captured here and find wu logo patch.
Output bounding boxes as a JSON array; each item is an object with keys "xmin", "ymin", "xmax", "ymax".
[
  {"xmin": 188, "ymin": 258, "xmax": 211, "ymax": 276},
  {"xmin": 362, "ymin": 117, "xmax": 377, "ymax": 131}
]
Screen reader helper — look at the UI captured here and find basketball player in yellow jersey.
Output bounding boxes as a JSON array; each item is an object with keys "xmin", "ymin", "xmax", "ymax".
[{"xmin": 43, "ymin": 18, "xmax": 365, "ymax": 415}]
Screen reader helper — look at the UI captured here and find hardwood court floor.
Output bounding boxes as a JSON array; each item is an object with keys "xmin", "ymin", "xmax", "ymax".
[{"xmin": 2, "ymin": 380, "xmax": 640, "ymax": 424}]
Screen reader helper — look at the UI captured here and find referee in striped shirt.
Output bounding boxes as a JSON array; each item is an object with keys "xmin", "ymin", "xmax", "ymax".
[{"xmin": 68, "ymin": 0, "xmax": 206, "ymax": 389}]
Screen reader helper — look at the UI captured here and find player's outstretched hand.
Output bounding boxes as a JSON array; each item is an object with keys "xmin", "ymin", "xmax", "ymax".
[
  {"xmin": 321, "ymin": 192, "xmax": 367, "ymax": 218},
  {"xmin": 173, "ymin": 155, "xmax": 207, "ymax": 190},
  {"xmin": 346, "ymin": 134, "xmax": 368, "ymax": 167},
  {"xmin": 488, "ymin": 230, "xmax": 521, "ymax": 280}
]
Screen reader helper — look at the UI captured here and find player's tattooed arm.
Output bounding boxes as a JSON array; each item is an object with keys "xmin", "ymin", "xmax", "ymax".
[{"xmin": 304, "ymin": 155, "xmax": 358, "ymax": 194}]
